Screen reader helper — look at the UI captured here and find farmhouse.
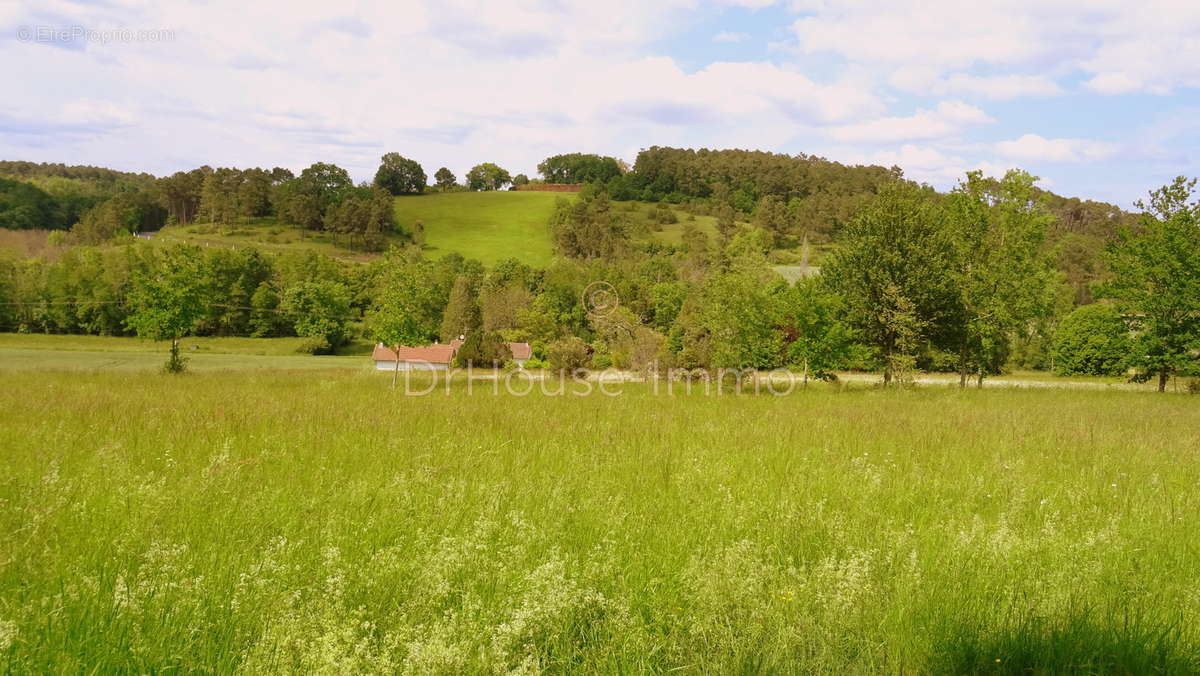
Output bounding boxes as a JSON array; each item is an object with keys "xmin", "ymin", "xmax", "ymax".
[{"xmin": 372, "ymin": 339, "xmax": 532, "ymax": 371}]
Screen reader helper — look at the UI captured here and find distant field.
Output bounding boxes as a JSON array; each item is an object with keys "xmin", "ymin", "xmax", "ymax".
[
  {"xmin": 153, "ymin": 217, "xmax": 402, "ymax": 262},
  {"xmin": 0, "ymin": 370, "xmax": 1196, "ymax": 672},
  {"xmin": 0, "ymin": 334, "xmax": 372, "ymax": 371},
  {"xmin": 394, "ymin": 191, "xmax": 563, "ymax": 267}
]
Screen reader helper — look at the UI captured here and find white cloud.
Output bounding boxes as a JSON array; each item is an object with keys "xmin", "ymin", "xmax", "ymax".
[
  {"xmin": 994, "ymin": 134, "xmax": 1119, "ymax": 163},
  {"xmin": 0, "ymin": 1, "xmax": 888, "ymax": 180},
  {"xmin": 790, "ymin": 0, "xmax": 1200, "ymax": 96},
  {"xmin": 0, "ymin": 0, "xmax": 1189, "ymax": 207},
  {"xmin": 826, "ymin": 100, "xmax": 992, "ymax": 143}
]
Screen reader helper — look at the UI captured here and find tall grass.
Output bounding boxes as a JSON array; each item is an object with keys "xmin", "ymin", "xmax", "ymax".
[{"xmin": 0, "ymin": 371, "xmax": 1196, "ymax": 672}]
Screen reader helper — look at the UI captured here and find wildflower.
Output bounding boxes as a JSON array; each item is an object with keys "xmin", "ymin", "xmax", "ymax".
[{"xmin": 0, "ymin": 619, "xmax": 15, "ymax": 651}]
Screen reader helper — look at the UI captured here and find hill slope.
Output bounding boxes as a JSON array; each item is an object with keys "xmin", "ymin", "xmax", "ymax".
[{"xmin": 393, "ymin": 191, "xmax": 562, "ymax": 267}]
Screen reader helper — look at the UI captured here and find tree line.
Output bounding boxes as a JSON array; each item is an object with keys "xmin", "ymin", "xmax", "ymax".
[{"xmin": 2, "ymin": 171, "xmax": 1194, "ymax": 388}]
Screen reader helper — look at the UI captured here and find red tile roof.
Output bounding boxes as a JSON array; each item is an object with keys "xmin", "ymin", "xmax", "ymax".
[
  {"xmin": 372, "ymin": 343, "xmax": 457, "ymax": 365},
  {"xmin": 506, "ymin": 342, "xmax": 532, "ymax": 360},
  {"xmin": 372, "ymin": 339, "xmax": 533, "ymax": 364}
]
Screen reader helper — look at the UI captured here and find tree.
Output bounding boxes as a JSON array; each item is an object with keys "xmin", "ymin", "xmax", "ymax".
[
  {"xmin": 281, "ymin": 280, "xmax": 352, "ymax": 353},
  {"xmin": 0, "ymin": 177, "xmax": 62, "ymax": 230},
  {"xmin": 274, "ymin": 163, "xmax": 353, "ymax": 230},
  {"xmin": 374, "ymin": 152, "xmax": 427, "ymax": 195},
  {"xmin": 547, "ymin": 336, "xmax": 590, "ymax": 373},
  {"xmin": 1052, "ymin": 303, "xmax": 1130, "ymax": 376},
  {"xmin": 249, "ymin": 281, "xmax": 285, "ymax": 337},
  {"xmin": 323, "ymin": 186, "xmax": 394, "ymax": 250},
  {"xmin": 513, "ymin": 173, "xmax": 530, "ymax": 186},
  {"xmin": 537, "ymin": 153, "xmax": 622, "ymax": 184},
  {"xmin": 781, "ymin": 277, "xmax": 855, "ymax": 384},
  {"xmin": 1099, "ymin": 176, "xmax": 1200, "ymax": 391},
  {"xmin": 367, "ymin": 252, "xmax": 453, "ymax": 386},
  {"xmin": 453, "ymin": 331, "xmax": 511, "ymax": 367},
  {"xmin": 945, "ymin": 170, "xmax": 1057, "ymax": 387},
  {"xmin": 199, "ymin": 168, "xmax": 244, "ymax": 224},
  {"xmin": 465, "ymin": 163, "xmax": 512, "ymax": 191},
  {"xmin": 238, "ymin": 168, "xmax": 274, "ymax": 218},
  {"xmin": 125, "ymin": 245, "xmax": 209, "ymax": 373},
  {"xmin": 434, "ymin": 167, "xmax": 457, "ymax": 190},
  {"xmin": 701, "ymin": 267, "xmax": 785, "ymax": 370},
  {"xmin": 440, "ymin": 275, "xmax": 481, "ymax": 341},
  {"xmin": 822, "ymin": 182, "xmax": 956, "ymax": 385},
  {"xmin": 550, "ymin": 189, "xmax": 629, "ymax": 259},
  {"xmin": 715, "ymin": 203, "xmax": 737, "ymax": 243}
]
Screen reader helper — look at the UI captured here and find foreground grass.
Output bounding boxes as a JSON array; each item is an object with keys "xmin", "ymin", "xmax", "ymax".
[
  {"xmin": 0, "ymin": 371, "xmax": 1197, "ymax": 673},
  {"xmin": 394, "ymin": 192, "xmax": 563, "ymax": 267}
]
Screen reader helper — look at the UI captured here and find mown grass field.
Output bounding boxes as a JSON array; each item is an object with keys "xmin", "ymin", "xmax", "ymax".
[
  {"xmin": 0, "ymin": 365, "xmax": 1197, "ymax": 673},
  {"xmin": 394, "ymin": 192, "xmax": 563, "ymax": 267}
]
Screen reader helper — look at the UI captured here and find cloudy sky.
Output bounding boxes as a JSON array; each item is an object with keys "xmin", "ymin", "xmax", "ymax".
[{"xmin": 3, "ymin": 0, "xmax": 1199, "ymax": 206}]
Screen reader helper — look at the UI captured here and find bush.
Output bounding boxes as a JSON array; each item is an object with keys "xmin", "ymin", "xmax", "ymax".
[
  {"xmin": 1052, "ymin": 304, "xmax": 1130, "ymax": 376},
  {"xmin": 295, "ymin": 336, "xmax": 332, "ymax": 355},
  {"xmin": 522, "ymin": 356, "xmax": 548, "ymax": 369},
  {"xmin": 547, "ymin": 336, "xmax": 590, "ymax": 373}
]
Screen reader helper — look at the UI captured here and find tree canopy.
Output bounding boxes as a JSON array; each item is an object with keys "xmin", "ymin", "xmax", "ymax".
[
  {"xmin": 465, "ymin": 163, "xmax": 512, "ymax": 191},
  {"xmin": 374, "ymin": 153, "xmax": 426, "ymax": 195}
]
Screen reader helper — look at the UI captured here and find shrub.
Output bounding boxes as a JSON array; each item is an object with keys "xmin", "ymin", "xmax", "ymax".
[
  {"xmin": 295, "ymin": 336, "xmax": 332, "ymax": 355},
  {"xmin": 1052, "ymin": 304, "xmax": 1129, "ymax": 376},
  {"xmin": 547, "ymin": 336, "xmax": 590, "ymax": 373}
]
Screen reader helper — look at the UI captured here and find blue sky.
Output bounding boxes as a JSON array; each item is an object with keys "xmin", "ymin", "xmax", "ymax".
[{"xmin": 3, "ymin": 0, "xmax": 1199, "ymax": 207}]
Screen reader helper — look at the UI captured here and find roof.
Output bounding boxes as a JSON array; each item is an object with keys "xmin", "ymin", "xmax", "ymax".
[
  {"xmin": 372, "ymin": 340, "xmax": 533, "ymax": 364},
  {"xmin": 506, "ymin": 342, "xmax": 532, "ymax": 360},
  {"xmin": 372, "ymin": 343, "xmax": 457, "ymax": 365}
]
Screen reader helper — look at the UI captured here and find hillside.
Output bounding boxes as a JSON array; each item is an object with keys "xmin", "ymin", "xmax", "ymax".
[
  {"xmin": 393, "ymin": 191, "xmax": 562, "ymax": 267},
  {"xmin": 151, "ymin": 217, "xmax": 406, "ymax": 262}
]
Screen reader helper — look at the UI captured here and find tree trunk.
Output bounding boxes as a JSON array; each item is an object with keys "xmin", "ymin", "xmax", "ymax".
[
  {"xmin": 1158, "ymin": 367, "xmax": 1169, "ymax": 393},
  {"xmin": 392, "ymin": 346, "xmax": 400, "ymax": 389},
  {"xmin": 803, "ymin": 358, "xmax": 809, "ymax": 388},
  {"xmin": 958, "ymin": 342, "xmax": 968, "ymax": 388}
]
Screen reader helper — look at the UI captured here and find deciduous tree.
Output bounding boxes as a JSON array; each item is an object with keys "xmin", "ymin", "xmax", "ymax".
[{"xmin": 1099, "ymin": 176, "xmax": 1200, "ymax": 391}]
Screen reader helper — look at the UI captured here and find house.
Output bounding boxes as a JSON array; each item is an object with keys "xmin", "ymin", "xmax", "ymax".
[
  {"xmin": 372, "ymin": 339, "xmax": 533, "ymax": 371},
  {"xmin": 371, "ymin": 343, "xmax": 457, "ymax": 371},
  {"xmin": 507, "ymin": 341, "xmax": 532, "ymax": 367}
]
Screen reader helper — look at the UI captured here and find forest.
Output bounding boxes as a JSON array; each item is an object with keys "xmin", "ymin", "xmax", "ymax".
[{"xmin": 0, "ymin": 150, "xmax": 1196, "ymax": 390}]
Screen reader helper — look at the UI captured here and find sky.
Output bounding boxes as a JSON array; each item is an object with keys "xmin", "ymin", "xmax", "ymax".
[{"xmin": 2, "ymin": 0, "xmax": 1199, "ymax": 207}]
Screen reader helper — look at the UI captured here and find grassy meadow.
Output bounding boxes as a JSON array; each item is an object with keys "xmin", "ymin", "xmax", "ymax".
[
  {"xmin": 393, "ymin": 192, "xmax": 563, "ymax": 267},
  {"xmin": 0, "ymin": 334, "xmax": 371, "ymax": 372},
  {"xmin": 0, "ymin": 366, "xmax": 1197, "ymax": 673},
  {"xmin": 152, "ymin": 217, "xmax": 407, "ymax": 262}
]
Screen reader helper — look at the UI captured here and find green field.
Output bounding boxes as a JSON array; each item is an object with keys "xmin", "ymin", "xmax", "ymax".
[
  {"xmin": 1, "ymin": 363, "xmax": 1197, "ymax": 672},
  {"xmin": 394, "ymin": 191, "xmax": 564, "ymax": 267},
  {"xmin": 0, "ymin": 334, "xmax": 371, "ymax": 371},
  {"xmin": 118, "ymin": 194, "xmax": 799, "ymax": 271},
  {"xmin": 152, "ymin": 217, "xmax": 406, "ymax": 262}
]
